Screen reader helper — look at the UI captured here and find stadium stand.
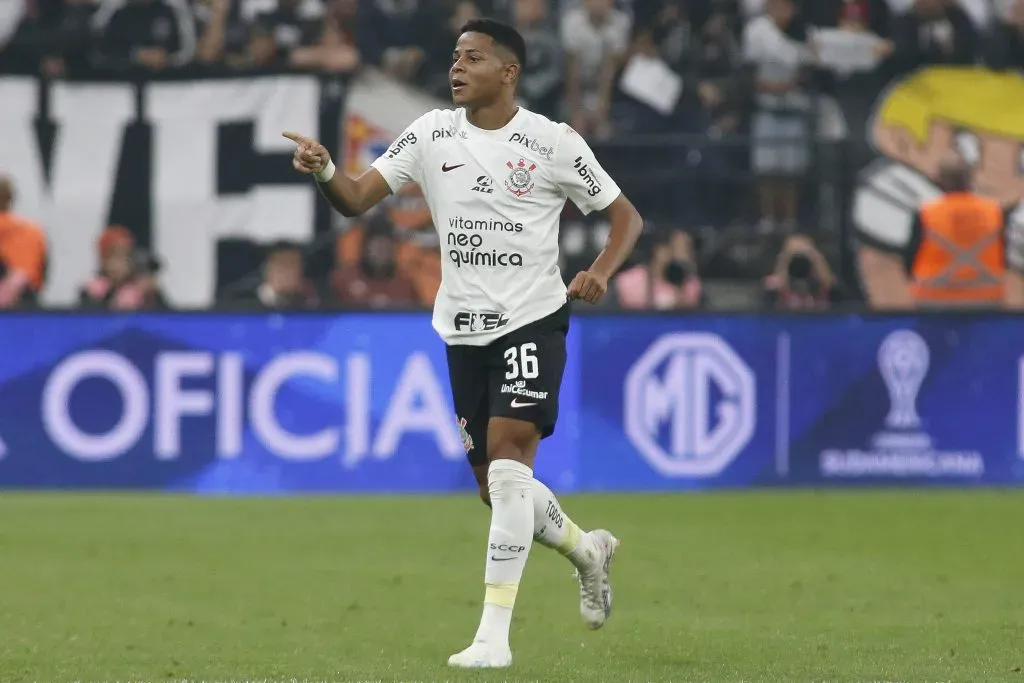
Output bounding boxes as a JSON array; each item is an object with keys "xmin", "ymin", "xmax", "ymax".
[{"xmin": 1, "ymin": 0, "xmax": 1022, "ymax": 311}]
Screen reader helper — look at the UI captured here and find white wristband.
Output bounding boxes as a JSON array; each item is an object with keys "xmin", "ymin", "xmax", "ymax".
[{"xmin": 314, "ymin": 159, "xmax": 336, "ymax": 183}]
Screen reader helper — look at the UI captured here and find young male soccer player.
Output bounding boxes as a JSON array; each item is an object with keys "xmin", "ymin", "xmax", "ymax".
[{"xmin": 283, "ymin": 18, "xmax": 643, "ymax": 669}]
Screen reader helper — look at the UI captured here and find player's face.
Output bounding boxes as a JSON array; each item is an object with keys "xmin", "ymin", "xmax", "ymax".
[{"xmin": 450, "ymin": 32, "xmax": 515, "ymax": 106}]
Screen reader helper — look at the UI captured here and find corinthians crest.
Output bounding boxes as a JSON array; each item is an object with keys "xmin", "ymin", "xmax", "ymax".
[{"xmin": 505, "ymin": 158, "xmax": 536, "ymax": 197}]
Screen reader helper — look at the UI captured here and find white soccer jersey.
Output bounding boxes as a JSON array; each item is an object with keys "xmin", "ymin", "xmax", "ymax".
[{"xmin": 371, "ymin": 106, "xmax": 622, "ymax": 346}]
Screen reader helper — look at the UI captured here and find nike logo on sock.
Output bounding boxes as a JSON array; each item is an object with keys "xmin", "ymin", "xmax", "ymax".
[
  {"xmin": 490, "ymin": 555, "xmax": 517, "ymax": 562},
  {"xmin": 441, "ymin": 162, "xmax": 465, "ymax": 172}
]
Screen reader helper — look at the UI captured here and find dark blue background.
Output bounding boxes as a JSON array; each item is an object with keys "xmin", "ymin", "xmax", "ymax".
[{"xmin": 0, "ymin": 313, "xmax": 1021, "ymax": 492}]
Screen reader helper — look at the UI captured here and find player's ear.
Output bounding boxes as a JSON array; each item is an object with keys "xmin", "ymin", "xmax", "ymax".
[{"xmin": 504, "ymin": 62, "xmax": 520, "ymax": 86}]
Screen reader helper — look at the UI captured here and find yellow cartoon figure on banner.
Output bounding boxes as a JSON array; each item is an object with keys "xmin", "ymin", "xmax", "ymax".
[{"xmin": 852, "ymin": 66, "xmax": 1024, "ymax": 307}]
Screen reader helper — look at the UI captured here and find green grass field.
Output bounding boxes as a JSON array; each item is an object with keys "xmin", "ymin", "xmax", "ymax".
[{"xmin": 1, "ymin": 491, "xmax": 1022, "ymax": 683}]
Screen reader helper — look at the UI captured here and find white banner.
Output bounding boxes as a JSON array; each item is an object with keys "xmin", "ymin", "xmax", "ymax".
[{"xmin": 0, "ymin": 75, "xmax": 323, "ymax": 308}]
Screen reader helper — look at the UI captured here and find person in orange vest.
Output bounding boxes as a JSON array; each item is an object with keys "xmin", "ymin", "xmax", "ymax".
[
  {"xmin": 0, "ymin": 174, "xmax": 48, "ymax": 309},
  {"xmin": 858, "ymin": 152, "xmax": 1021, "ymax": 309}
]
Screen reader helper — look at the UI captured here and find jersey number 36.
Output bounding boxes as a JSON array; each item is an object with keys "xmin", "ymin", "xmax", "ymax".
[{"xmin": 504, "ymin": 342, "xmax": 539, "ymax": 380}]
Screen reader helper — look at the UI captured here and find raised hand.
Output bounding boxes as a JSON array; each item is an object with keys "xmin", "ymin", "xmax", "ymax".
[{"xmin": 282, "ymin": 131, "xmax": 331, "ymax": 176}]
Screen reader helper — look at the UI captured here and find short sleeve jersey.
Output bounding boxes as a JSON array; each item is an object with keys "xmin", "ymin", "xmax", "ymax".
[{"xmin": 371, "ymin": 106, "xmax": 622, "ymax": 346}]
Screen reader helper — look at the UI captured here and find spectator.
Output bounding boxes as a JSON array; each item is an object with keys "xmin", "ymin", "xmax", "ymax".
[
  {"xmin": 987, "ymin": 0, "xmax": 1024, "ymax": 69},
  {"xmin": 3, "ymin": 0, "xmax": 100, "ymax": 77},
  {"xmin": 741, "ymin": 0, "xmax": 764, "ymax": 17},
  {"xmin": 356, "ymin": 0, "xmax": 436, "ymax": 81},
  {"xmin": 614, "ymin": 229, "xmax": 703, "ymax": 309},
  {"xmin": 193, "ymin": 0, "xmax": 255, "ymax": 65},
  {"xmin": 742, "ymin": 0, "xmax": 816, "ymax": 234},
  {"xmin": 512, "ymin": 0, "xmax": 563, "ymax": 117},
  {"xmin": 131, "ymin": 250, "xmax": 171, "ymax": 309},
  {"xmin": 631, "ymin": 0, "xmax": 692, "ymax": 75},
  {"xmin": 615, "ymin": 2, "xmax": 745, "ymax": 230},
  {"xmin": 562, "ymin": 0, "xmax": 631, "ymax": 138},
  {"xmin": 78, "ymin": 226, "xmax": 168, "ymax": 310},
  {"xmin": 331, "ymin": 222, "xmax": 419, "ymax": 308},
  {"xmin": 287, "ymin": 0, "xmax": 360, "ymax": 72},
  {"xmin": 889, "ymin": 0, "xmax": 978, "ymax": 77},
  {"xmin": 92, "ymin": 0, "xmax": 197, "ymax": 70},
  {"xmin": 802, "ymin": 0, "xmax": 894, "ymax": 163},
  {"xmin": 618, "ymin": 0, "xmax": 694, "ymax": 134},
  {"xmin": 0, "ymin": 174, "xmax": 47, "ymax": 309},
  {"xmin": 691, "ymin": 3, "xmax": 749, "ymax": 229},
  {"xmin": 762, "ymin": 233, "xmax": 841, "ymax": 309},
  {"xmin": 251, "ymin": 0, "xmax": 323, "ymax": 67},
  {"xmin": 695, "ymin": 2, "xmax": 747, "ymax": 135},
  {"xmin": 420, "ymin": 0, "xmax": 482, "ymax": 97},
  {"xmin": 233, "ymin": 240, "xmax": 319, "ymax": 309}
]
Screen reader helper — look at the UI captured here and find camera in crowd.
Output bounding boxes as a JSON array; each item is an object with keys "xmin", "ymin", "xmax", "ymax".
[
  {"xmin": 663, "ymin": 258, "xmax": 695, "ymax": 286},
  {"xmin": 133, "ymin": 249, "xmax": 163, "ymax": 277},
  {"xmin": 784, "ymin": 252, "xmax": 818, "ymax": 294}
]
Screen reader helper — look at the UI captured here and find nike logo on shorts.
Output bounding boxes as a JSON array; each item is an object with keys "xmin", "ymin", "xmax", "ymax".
[
  {"xmin": 510, "ymin": 398, "xmax": 537, "ymax": 408},
  {"xmin": 441, "ymin": 162, "xmax": 465, "ymax": 172}
]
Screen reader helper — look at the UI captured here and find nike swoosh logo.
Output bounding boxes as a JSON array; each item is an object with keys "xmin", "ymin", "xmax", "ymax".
[
  {"xmin": 491, "ymin": 555, "xmax": 516, "ymax": 562},
  {"xmin": 510, "ymin": 398, "xmax": 537, "ymax": 408},
  {"xmin": 442, "ymin": 163, "xmax": 465, "ymax": 172}
]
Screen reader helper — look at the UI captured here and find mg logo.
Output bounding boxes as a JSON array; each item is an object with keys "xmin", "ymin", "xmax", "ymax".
[{"xmin": 624, "ymin": 333, "xmax": 756, "ymax": 477}]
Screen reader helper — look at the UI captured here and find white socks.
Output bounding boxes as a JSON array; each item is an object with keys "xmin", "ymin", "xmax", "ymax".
[
  {"xmin": 470, "ymin": 462, "xmax": 598, "ymax": 650},
  {"xmin": 531, "ymin": 478, "xmax": 598, "ymax": 569},
  {"xmin": 473, "ymin": 459, "xmax": 535, "ymax": 647}
]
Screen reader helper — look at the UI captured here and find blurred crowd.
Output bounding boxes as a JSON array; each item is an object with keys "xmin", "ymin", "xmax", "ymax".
[{"xmin": 2, "ymin": 0, "xmax": 1023, "ymax": 312}]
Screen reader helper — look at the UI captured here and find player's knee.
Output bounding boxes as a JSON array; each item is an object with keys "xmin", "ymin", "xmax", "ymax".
[
  {"xmin": 488, "ymin": 438, "xmax": 527, "ymax": 466},
  {"xmin": 487, "ymin": 419, "xmax": 539, "ymax": 466}
]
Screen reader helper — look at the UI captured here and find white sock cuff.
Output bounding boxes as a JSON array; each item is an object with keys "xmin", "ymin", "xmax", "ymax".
[{"xmin": 487, "ymin": 459, "xmax": 534, "ymax": 490}]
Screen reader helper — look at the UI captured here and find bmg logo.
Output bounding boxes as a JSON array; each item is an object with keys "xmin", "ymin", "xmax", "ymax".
[{"xmin": 624, "ymin": 333, "xmax": 755, "ymax": 477}]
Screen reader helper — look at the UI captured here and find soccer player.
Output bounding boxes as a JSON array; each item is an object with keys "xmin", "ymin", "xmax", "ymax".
[{"xmin": 283, "ymin": 18, "xmax": 643, "ymax": 669}]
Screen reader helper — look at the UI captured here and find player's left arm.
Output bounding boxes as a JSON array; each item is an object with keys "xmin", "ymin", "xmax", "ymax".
[
  {"xmin": 570, "ymin": 194, "xmax": 643, "ymax": 303},
  {"xmin": 553, "ymin": 126, "xmax": 642, "ymax": 304}
]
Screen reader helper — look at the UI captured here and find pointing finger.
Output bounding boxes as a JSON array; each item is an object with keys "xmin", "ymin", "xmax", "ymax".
[{"xmin": 282, "ymin": 131, "xmax": 309, "ymax": 145}]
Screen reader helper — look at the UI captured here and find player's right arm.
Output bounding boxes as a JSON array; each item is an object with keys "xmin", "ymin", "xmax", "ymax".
[
  {"xmin": 282, "ymin": 131, "xmax": 390, "ymax": 217},
  {"xmin": 284, "ymin": 116, "xmax": 428, "ymax": 217}
]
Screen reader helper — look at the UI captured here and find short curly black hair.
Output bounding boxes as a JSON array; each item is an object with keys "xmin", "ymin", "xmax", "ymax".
[{"xmin": 460, "ymin": 18, "xmax": 527, "ymax": 67}]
